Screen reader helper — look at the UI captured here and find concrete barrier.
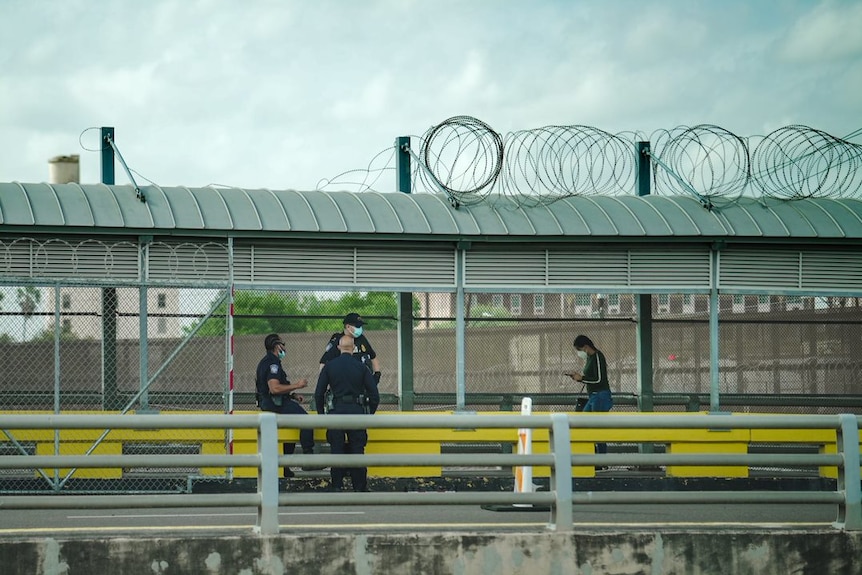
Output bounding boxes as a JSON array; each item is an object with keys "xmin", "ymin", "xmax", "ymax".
[{"xmin": 2, "ymin": 530, "xmax": 861, "ymax": 575}]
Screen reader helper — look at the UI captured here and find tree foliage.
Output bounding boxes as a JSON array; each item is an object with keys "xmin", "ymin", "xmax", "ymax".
[{"xmin": 187, "ymin": 291, "xmax": 420, "ymax": 336}]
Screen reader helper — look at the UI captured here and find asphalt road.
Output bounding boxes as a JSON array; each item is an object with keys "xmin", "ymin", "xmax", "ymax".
[{"xmin": 0, "ymin": 503, "xmax": 839, "ymax": 537}]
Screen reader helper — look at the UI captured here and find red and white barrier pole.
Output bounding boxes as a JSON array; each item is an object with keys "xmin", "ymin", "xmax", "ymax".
[
  {"xmin": 514, "ymin": 396, "xmax": 533, "ymax": 500},
  {"xmin": 227, "ymin": 285, "xmax": 236, "ymax": 474}
]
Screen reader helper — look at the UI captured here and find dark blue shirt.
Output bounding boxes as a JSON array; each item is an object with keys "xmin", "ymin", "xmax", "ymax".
[
  {"xmin": 319, "ymin": 332, "xmax": 376, "ymax": 369},
  {"xmin": 255, "ymin": 351, "xmax": 291, "ymax": 411},
  {"xmin": 315, "ymin": 353, "xmax": 380, "ymax": 415}
]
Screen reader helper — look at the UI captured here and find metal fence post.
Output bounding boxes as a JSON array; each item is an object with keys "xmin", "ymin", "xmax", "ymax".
[
  {"xmin": 833, "ymin": 414, "xmax": 861, "ymax": 530},
  {"xmin": 256, "ymin": 412, "xmax": 280, "ymax": 535},
  {"xmin": 549, "ymin": 413, "xmax": 573, "ymax": 531}
]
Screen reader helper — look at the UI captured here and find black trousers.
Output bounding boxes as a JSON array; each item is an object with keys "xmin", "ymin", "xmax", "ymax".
[{"xmin": 326, "ymin": 405, "xmax": 369, "ymax": 491}]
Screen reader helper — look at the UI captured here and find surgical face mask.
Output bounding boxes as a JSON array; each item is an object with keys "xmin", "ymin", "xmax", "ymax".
[
  {"xmin": 576, "ymin": 350, "xmax": 588, "ymax": 360},
  {"xmin": 352, "ymin": 326, "xmax": 363, "ymax": 338},
  {"xmin": 277, "ymin": 349, "xmax": 286, "ymax": 360}
]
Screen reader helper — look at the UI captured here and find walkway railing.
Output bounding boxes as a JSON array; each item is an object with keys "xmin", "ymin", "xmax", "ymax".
[{"xmin": 0, "ymin": 413, "xmax": 859, "ymax": 535}]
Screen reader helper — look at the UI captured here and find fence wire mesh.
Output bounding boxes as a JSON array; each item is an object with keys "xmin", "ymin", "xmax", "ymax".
[{"xmin": 0, "ymin": 284, "xmax": 860, "ymax": 492}]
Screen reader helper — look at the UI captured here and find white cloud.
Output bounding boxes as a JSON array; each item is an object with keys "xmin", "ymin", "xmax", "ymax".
[
  {"xmin": 0, "ymin": 0, "xmax": 859, "ymax": 190},
  {"xmin": 779, "ymin": 0, "xmax": 862, "ymax": 63}
]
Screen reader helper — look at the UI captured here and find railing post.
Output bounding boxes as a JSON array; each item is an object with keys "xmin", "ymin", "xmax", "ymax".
[
  {"xmin": 256, "ymin": 412, "xmax": 280, "ymax": 535},
  {"xmin": 549, "ymin": 413, "xmax": 573, "ymax": 531},
  {"xmin": 833, "ymin": 414, "xmax": 861, "ymax": 530}
]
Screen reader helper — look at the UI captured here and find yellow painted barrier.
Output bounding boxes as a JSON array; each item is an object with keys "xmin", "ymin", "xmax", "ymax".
[{"xmin": 2, "ymin": 410, "xmax": 859, "ymax": 481}]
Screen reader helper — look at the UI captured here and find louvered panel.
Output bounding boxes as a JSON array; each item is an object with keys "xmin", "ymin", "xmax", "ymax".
[
  {"xmin": 630, "ymin": 249, "xmax": 710, "ymax": 287},
  {"xmin": 73, "ymin": 240, "xmax": 139, "ymax": 279},
  {"xmin": 356, "ymin": 249, "xmax": 455, "ymax": 286},
  {"xmin": 251, "ymin": 247, "xmax": 354, "ymax": 283},
  {"xmin": 30, "ymin": 239, "xmax": 76, "ymax": 277},
  {"xmin": 0, "ymin": 238, "xmax": 35, "ymax": 277},
  {"xmin": 548, "ymin": 251, "xmax": 629, "ymax": 286},
  {"xmin": 466, "ymin": 250, "xmax": 546, "ymax": 286},
  {"xmin": 802, "ymin": 251, "xmax": 862, "ymax": 290},
  {"xmin": 232, "ymin": 245, "xmax": 253, "ymax": 282},
  {"xmin": 148, "ymin": 241, "xmax": 230, "ymax": 281},
  {"xmin": 719, "ymin": 250, "xmax": 800, "ymax": 288},
  {"xmin": 0, "ymin": 237, "xmax": 140, "ymax": 279}
]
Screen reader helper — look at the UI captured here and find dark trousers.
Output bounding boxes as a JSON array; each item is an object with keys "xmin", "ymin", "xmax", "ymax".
[
  {"xmin": 326, "ymin": 428, "xmax": 368, "ymax": 491},
  {"xmin": 582, "ymin": 390, "xmax": 613, "ymax": 455},
  {"xmin": 326, "ymin": 404, "xmax": 369, "ymax": 491},
  {"xmin": 260, "ymin": 398, "xmax": 315, "ymax": 454}
]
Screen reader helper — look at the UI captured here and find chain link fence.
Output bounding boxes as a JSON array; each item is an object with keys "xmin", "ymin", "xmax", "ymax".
[{"xmin": 1, "ymin": 284, "xmax": 861, "ymax": 492}]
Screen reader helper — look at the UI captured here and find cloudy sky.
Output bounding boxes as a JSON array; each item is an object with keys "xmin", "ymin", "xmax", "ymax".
[{"xmin": 1, "ymin": 0, "xmax": 860, "ymax": 192}]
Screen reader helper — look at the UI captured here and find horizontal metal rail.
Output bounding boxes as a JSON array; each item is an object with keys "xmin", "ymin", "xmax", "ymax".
[
  {"xmin": 0, "ymin": 412, "xmax": 859, "ymax": 534},
  {"xmin": 4, "ymin": 391, "xmax": 862, "ymax": 411}
]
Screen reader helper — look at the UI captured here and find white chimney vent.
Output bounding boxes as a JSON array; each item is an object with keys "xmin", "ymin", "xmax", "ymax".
[{"xmin": 48, "ymin": 154, "xmax": 80, "ymax": 184}]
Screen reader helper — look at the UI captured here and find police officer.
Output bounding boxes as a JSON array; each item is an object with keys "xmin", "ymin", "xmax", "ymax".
[
  {"xmin": 314, "ymin": 335, "xmax": 380, "ymax": 492},
  {"xmin": 319, "ymin": 312, "xmax": 381, "ymax": 384},
  {"xmin": 256, "ymin": 333, "xmax": 320, "ymax": 478}
]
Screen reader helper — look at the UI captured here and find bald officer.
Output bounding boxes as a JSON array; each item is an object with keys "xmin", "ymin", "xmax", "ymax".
[{"xmin": 315, "ymin": 335, "xmax": 380, "ymax": 492}]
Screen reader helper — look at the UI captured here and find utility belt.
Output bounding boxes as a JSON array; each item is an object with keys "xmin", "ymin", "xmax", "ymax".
[
  {"xmin": 335, "ymin": 393, "xmax": 368, "ymax": 406},
  {"xmin": 256, "ymin": 392, "xmax": 295, "ymax": 408},
  {"xmin": 325, "ymin": 391, "xmax": 370, "ymax": 414}
]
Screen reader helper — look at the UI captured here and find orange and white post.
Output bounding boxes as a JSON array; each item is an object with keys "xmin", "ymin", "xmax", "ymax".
[{"xmin": 514, "ymin": 396, "xmax": 533, "ymax": 498}]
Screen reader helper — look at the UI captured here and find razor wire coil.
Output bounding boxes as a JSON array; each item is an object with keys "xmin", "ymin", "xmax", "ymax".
[{"xmin": 398, "ymin": 117, "xmax": 862, "ymax": 206}]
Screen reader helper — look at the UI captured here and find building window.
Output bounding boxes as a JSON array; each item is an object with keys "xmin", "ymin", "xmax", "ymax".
[
  {"xmin": 62, "ymin": 319, "xmax": 71, "ymax": 331},
  {"xmin": 491, "ymin": 294, "xmax": 504, "ymax": 307},
  {"xmin": 757, "ymin": 295, "xmax": 770, "ymax": 312},
  {"xmin": 158, "ymin": 317, "xmax": 167, "ymax": 334},
  {"xmin": 732, "ymin": 294, "xmax": 745, "ymax": 313},
  {"xmin": 62, "ymin": 294, "xmax": 72, "ymax": 310},
  {"xmin": 574, "ymin": 293, "xmax": 591, "ymax": 314},
  {"xmin": 533, "ymin": 294, "xmax": 545, "ymax": 315},
  {"xmin": 786, "ymin": 295, "xmax": 803, "ymax": 311},
  {"xmin": 658, "ymin": 294, "xmax": 670, "ymax": 313},
  {"xmin": 682, "ymin": 294, "xmax": 694, "ymax": 313},
  {"xmin": 157, "ymin": 293, "xmax": 167, "ymax": 308},
  {"xmin": 510, "ymin": 294, "xmax": 521, "ymax": 315},
  {"xmin": 607, "ymin": 293, "xmax": 620, "ymax": 314}
]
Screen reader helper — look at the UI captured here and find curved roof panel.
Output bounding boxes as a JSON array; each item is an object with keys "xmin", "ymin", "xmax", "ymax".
[{"xmin": 2, "ymin": 182, "xmax": 862, "ymax": 241}]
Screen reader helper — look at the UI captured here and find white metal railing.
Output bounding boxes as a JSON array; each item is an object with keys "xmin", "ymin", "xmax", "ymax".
[{"xmin": 0, "ymin": 413, "xmax": 859, "ymax": 535}]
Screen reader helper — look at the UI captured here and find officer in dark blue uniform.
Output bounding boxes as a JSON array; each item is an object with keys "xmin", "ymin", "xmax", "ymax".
[
  {"xmin": 314, "ymin": 335, "xmax": 380, "ymax": 492},
  {"xmin": 319, "ymin": 312, "xmax": 380, "ymax": 384},
  {"xmin": 256, "ymin": 333, "xmax": 320, "ymax": 478}
]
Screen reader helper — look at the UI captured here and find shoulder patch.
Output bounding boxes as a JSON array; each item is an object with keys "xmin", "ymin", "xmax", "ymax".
[{"xmin": 269, "ymin": 364, "xmax": 279, "ymax": 375}]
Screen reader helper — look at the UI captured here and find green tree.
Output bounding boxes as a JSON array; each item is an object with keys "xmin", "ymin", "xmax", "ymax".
[
  {"xmin": 189, "ymin": 291, "xmax": 309, "ymax": 336},
  {"xmin": 186, "ymin": 290, "xmax": 420, "ymax": 335}
]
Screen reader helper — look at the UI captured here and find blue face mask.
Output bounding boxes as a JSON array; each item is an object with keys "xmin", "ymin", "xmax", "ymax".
[
  {"xmin": 352, "ymin": 326, "xmax": 363, "ymax": 338},
  {"xmin": 277, "ymin": 349, "xmax": 286, "ymax": 360}
]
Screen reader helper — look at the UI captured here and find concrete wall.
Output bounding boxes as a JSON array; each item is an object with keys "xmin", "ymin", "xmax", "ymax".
[{"xmin": 3, "ymin": 530, "xmax": 861, "ymax": 575}]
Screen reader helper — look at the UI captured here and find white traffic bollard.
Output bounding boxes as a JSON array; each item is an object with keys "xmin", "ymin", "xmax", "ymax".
[{"xmin": 514, "ymin": 396, "xmax": 533, "ymax": 504}]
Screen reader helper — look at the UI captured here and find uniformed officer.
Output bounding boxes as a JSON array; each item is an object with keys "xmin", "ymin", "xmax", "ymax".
[
  {"xmin": 256, "ymin": 333, "xmax": 321, "ymax": 478},
  {"xmin": 319, "ymin": 312, "xmax": 381, "ymax": 384},
  {"xmin": 314, "ymin": 335, "xmax": 380, "ymax": 492}
]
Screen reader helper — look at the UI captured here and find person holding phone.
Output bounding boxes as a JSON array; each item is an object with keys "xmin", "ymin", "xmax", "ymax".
[{"xmin": 565, "ymin": 334, "xmax": 613, "ymax": 461}]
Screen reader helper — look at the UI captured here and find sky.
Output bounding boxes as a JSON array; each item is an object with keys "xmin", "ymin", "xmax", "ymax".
[{"xmin": 1, "ymin": 0, "xmax": 861, "ymax": 193}]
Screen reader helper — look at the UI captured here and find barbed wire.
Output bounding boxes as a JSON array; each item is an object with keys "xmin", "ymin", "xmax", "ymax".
[
  {"xmin": 319, "ymin": 116, "xmax": 862, "ymax": 207},
  {"xmin": 749, "ymin": 126, "xmax": 862, "ymax": 199},
  {"xmin": 416, "ymin": 115, "xmax": 504, "ymax": 207}
]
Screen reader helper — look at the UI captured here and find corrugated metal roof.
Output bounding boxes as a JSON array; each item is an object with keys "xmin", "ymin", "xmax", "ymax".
[{"xmin": 2, "ymin": 182, "xmax": 862, "ymax": 240}]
